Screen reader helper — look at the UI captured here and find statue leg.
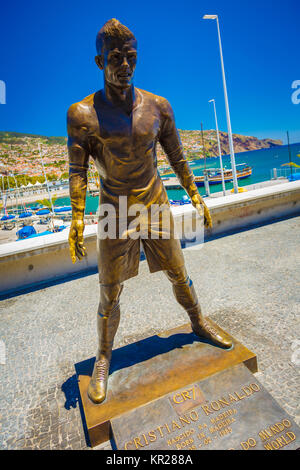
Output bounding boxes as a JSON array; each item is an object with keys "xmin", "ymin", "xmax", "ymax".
[
  {"xmin": 164, "ymin": 266, "xmax": 232, "ymax": 349},
  {"xmin": 87, "ymin": 283, "xmax": 123, "ymax": 404}
]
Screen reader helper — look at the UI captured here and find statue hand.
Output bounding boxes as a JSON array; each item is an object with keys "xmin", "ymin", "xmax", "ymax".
[
  {"xmin": 68, "ymin": 219, "xmax": 86, "ymax": 263},
  {"xmin": 191, "ymin": 194, "xmax": 213, "ymax": 229}
]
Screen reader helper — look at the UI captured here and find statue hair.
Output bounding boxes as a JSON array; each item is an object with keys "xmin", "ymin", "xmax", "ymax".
[{"xmin": 96, "ymin": 18, "xmax": 136, "ymax": 55}]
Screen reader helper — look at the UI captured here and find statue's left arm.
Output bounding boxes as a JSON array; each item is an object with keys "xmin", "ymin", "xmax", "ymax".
[{"xmin": 159, "ymin": 99, "xmax": 212, "ymax": 228}]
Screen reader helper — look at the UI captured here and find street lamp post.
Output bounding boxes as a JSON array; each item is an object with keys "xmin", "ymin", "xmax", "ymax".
[
  {"xmin": 209, "ymin": 99, "xmax": 226, "ymax": 196},
  {"xmin": 203, "ymin": 14, "xmax": 239, "ymax": 193}
]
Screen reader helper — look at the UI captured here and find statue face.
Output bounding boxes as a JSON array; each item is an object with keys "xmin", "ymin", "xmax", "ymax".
[{"xmin": 97, "ymin": 37, "xmax": 137, "ymax": 89}]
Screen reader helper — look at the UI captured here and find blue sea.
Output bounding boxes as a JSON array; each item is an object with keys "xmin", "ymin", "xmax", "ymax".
[{"xmin": 56, "ymin": 142, "xmax": 300, "ymax": 213}]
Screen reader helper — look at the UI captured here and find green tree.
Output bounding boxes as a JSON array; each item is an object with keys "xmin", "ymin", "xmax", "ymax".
[
  {"xmin": 36, "ymin": 196, "xmax": 58, "ymax": 209},
  {"xmin": 35, "ymin": 196, "xmax": 59, "ymax": 232}
]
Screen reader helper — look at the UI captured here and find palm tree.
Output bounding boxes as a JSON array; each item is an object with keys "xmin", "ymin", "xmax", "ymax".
[
  {"xmin": 36, "ymin": 196, "xmax": 58, "ymax": 209},
  {"xmin": 36, "ymin": 196, "xmax": 58, "ymax": 231}
]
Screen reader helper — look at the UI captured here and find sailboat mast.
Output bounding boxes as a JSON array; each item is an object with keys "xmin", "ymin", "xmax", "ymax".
[
  {"xmin": 38, "ymin": 143, "xmax": 55, "ymax": 214},
  {"xmin": 11, "ymin": 173, "xmax": 20, "ymax": 215}
]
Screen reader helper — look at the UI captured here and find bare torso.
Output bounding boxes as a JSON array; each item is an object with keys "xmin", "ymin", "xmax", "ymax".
[{"xmin": 69, "ymin": 87, "xmax": 172, "ymax": 197}]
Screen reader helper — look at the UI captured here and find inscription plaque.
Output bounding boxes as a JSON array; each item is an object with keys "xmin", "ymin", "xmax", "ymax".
[{"xmin": 111, "ymin": 363, "xmax": 300, "ymax": 450}]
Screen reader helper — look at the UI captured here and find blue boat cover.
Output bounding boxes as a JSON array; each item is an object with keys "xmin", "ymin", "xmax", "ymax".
[
  {"xmin": 18, "ymin": 212, "xmax": 33, "ymax": 218},
  {"xmin": 54, "ymin": 206, "xmax": 72, "ymax": 213},
  {"xmin": 36, "ymin": 209, "xmax": 50, "ymax": 215},
  {"xmin": 16, "ymin": 226, "xmax": 67, "ymax": 240},
  {"xmin": 17, "ymin": 225, "xmax": 36, "ymax": 239},
  {"xmin": 1, "ymin": 214, "xmax": 16, "ymax": 221}
]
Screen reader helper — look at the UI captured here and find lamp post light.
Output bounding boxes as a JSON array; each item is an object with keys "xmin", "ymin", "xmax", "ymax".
[
  {"xmin": 203, "ymin": 14, "xmax": 239, "ymax": 193},
  {"xmin": 209, "ymin": 99, "xmax": 226, "ymax": 196}
]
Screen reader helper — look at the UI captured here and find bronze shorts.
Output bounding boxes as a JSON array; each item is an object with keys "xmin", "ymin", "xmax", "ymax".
[
  {"xmin": 98, "ymin": 235, "xmax": 185, "ymax": 285},
  {"xmin": 97, "ymin": 179, "xmax": 185, "ymax": 284}
]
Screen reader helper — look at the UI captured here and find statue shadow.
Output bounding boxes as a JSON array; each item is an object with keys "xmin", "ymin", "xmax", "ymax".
[
  {"xmin": 75, "ymin": 330, "xmax": 217, "ymax": 378},
  {"xmin": 61, "ymin": 374, "xmax": 92, "ymax": 447}
]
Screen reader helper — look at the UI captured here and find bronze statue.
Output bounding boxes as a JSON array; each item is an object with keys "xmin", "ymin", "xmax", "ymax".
[{"xmin": 67, "ymin": 19, "xmax": 232, "ymax": 405}]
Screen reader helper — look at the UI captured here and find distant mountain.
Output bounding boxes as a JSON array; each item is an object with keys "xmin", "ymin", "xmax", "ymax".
[
  {"xmin": 177, "ymin": 130, "xmax": 283, "ymax": 158},
  {"xmin": 208, "ymin": 131, "xmax": 283, "ymax": 154}
]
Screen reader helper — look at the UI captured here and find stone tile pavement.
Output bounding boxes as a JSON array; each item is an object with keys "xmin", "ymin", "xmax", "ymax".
[{"xmin": 0, "ymin": 214, "xmax": 299, "ymax": 450}]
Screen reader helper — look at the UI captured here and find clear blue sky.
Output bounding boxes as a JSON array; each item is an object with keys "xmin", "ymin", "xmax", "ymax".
[{"xmin": 0, "ymin": 0, "xmax": 299, "ymax": 143}]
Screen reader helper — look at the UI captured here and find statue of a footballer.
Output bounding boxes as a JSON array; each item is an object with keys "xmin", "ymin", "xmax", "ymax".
[{"xmin": 67, "ymin": 19, "xmax": 232, "ymax": 404}]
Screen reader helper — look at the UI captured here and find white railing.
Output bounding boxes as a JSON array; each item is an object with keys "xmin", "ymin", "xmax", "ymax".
[{"xmin": 271, "ymin": 167, "xmax": 300, "ymax": 179}]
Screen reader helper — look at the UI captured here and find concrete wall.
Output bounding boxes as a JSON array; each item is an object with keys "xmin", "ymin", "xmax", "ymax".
[{"xmin": 1, "ymin": 181, "xmax": 300, "ymax": 296}]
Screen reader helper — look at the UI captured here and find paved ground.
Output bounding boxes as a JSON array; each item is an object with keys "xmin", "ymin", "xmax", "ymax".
[{"xmin": 0, "ymin": 214, "xmax": 299, "ymax": 450}]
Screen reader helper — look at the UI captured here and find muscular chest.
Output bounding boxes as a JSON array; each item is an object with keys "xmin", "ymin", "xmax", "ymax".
[{"xmin": 89, "ymin": 99, "xmax": 161, "ymax": 156}]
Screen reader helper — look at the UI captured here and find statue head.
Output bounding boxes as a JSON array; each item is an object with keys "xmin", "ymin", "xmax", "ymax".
[{"xmin": 95, "ymin": 19, "xmax": 137, "ymax": 89}]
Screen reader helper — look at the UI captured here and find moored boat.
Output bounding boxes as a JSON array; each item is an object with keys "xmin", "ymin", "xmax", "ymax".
[
  {"xmin": 194, "ymin": 163, "xmax": 252, "ymax": 187},
  {"xmin": 53, "ymin": 206, "xmax": 72, "ymax": 213}
]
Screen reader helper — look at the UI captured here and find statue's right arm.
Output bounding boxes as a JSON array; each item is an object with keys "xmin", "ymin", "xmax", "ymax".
[{"xmin": 67, "ymin": 103, "xmax": 90, "ymax": 263}]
